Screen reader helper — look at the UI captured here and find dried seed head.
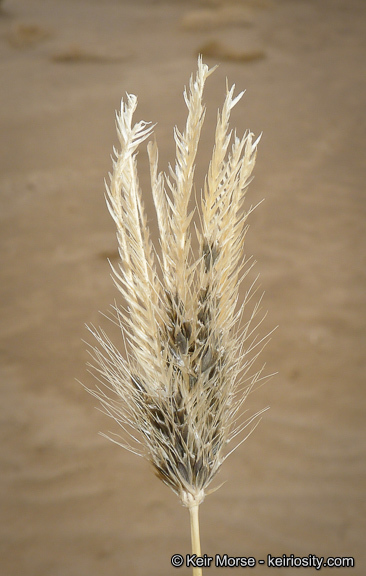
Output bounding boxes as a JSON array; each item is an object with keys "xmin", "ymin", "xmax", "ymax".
[{"xmin": 86, "ymin": 57, "xmax": 269, "ymax": 508}]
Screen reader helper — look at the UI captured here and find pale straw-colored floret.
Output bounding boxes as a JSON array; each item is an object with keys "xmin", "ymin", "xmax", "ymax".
[{"xmin": 86, "ymin": 57, "xmax": 269, "ymax": 509}]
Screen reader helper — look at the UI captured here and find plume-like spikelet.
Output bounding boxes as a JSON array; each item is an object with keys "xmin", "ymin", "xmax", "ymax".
[{"xmin": 86, "ymin": 57, "xmax": 268, "ymax": 511}]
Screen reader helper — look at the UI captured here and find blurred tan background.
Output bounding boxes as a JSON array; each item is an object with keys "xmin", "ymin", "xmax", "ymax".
[{"xmin": 1, "ymin": 0, "xmax": 365, "ymax": 575}]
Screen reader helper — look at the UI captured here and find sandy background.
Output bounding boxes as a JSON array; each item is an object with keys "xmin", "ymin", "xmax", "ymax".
[{"xmin": 1, "ymin": 0, "xmax": 365, "ymax": 575}]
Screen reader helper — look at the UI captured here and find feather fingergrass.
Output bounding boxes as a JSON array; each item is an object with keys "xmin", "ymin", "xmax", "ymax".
[{"xmin": 85, "ymin": 56, "xmax": 271, "ymax": 575}]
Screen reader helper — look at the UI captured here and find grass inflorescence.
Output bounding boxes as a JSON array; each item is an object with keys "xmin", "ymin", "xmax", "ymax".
[{"xmin": 85, "ymin": 57, "xmax": 271, "ymax": 573}]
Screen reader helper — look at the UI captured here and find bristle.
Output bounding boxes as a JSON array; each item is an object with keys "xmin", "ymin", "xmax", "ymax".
[{"xmin": 86, "ymin": 57, "xmax": 269, "ymax": 508}]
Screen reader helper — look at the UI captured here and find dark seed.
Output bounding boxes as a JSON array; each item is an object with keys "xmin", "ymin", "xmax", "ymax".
[
  {"xmin": 180, "ymin": 423, "xmax": 189, "ymax": 444},
  {"xmin": 177, "ymin": 462, "xmax": 189, "ymax": 483},
  {"xmin": 173, "ymin": 390, "xmax": 183, "ymax": 407},
  {"xmin": 176, "ymin": 330, "xmax": 188, "ymax": 355},
  {"xmin": 176, "ymin": 406, "xmax": 186, "ymax": 426},
  {"xmin": 203, "ymin": 240, "xmax": 219, "ymax": 271},
  {"xmin": 189, "ymin": 374, "xmax": 198, "ymax": 389},
  {"xmin": 194, "ymin": 456, "xmax": 203, "ymax": 477},
  {"xmin": 201, "ymin": 348, "xmax": 215, "ymax": 373},
  {"xmin": 174, "ymin": 434, "xmax": 185, "ymax": 457},
  {"xmin": 182, "ymin": 321, "xmax": 192, "ymax": 341}
]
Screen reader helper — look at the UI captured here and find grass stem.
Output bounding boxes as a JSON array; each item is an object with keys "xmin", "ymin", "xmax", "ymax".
[{"xmin": 189, "ymin": 503, "xmax": 202, "ymax": 576}]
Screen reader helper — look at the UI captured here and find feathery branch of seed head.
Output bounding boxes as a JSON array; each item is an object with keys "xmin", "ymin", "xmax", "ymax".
[
  {"xmin": 87, "ymin": 58, "xmax": 269, "ymax": 509},
  {"xmin": 104, "ymin": 93, "xmax": 166, "ymax": 388},
  {"xmin": 163, "ymin": 56, "xmax": 217, "ymax": 303},
  {"xmin": 199, "ymin": 84, "xmax": 260, "ymax": 337}
]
